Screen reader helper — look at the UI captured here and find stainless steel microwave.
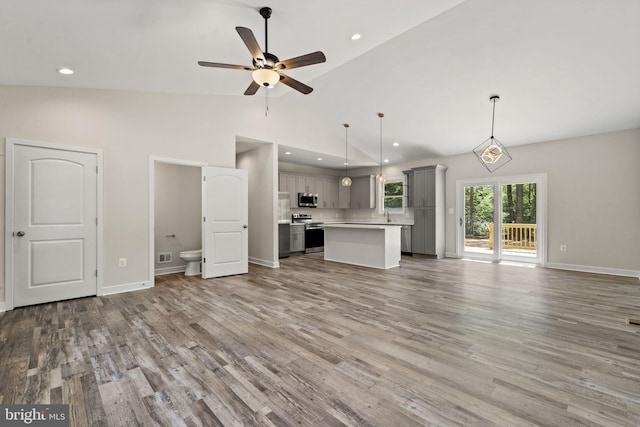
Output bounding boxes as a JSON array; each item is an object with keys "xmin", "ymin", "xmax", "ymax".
[{"xmin": 298, "ymin": 193, "xmax": 318, "ymax": 208}]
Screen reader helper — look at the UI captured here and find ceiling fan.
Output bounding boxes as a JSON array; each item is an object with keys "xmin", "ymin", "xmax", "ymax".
[{"xmin": 198, "ymin": 7, "xmax": 326, "ymax": 95}]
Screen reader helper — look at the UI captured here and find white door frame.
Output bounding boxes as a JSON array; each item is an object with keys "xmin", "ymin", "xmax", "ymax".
[
  {"xmin": 148, "ymin": 156, "xmax": 208, "ymax": 286},
  {"xmin": 4, "ymin": 138, "xmax": 103, "ymax": 311},
  {"xmin": 456, "ymin": 173, "xmax": 547, "ymax": 266}
]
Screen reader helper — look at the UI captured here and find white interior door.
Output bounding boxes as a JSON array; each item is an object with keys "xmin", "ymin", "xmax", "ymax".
[
  {"xmin": 10, "ymin": 143, "xmax": 98, "ymax": 307},
  {"xmin": 202, "ymin": 167, "xmax": 248, "ymax": 278}
]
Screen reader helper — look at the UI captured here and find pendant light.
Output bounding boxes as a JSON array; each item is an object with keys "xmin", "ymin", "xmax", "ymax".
[
  {"xmin": 375, "ymin": 112, "xmax": 386, "ymax": 183},
  {"xmin": 472, "ymin": 95, "xmax": 512, "ymax": 173},
  {"xmin": 341, "ymin": 123, "xmax": 352, "ymax": 187}
]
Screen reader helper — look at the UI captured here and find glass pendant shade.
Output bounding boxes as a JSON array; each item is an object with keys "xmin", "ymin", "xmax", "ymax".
[
  {"xmin": 473, "ymin": 95, "xmax": 512, "ymax": 173},
  {"xmin": 341, "ymin": 176, "xmax": 352, "ymax": 187},
  {"xmin": 375, "ymin": 173, "xmax": 386, "ymax": 183},
  {"xmin": 252, "ymin": 68, "xmax": 280, "ymax": 87}
]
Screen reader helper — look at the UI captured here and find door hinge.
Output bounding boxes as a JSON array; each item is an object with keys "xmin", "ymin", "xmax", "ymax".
[
  {"xmin": 203, "ymin": 216, "xmax": 206, "ymax": 222},
  {"xmin": 95, "ymin": 218, "xmax": 98, "ymax": 225},
  {"xmin": 203, "ymin": 176, "xmax": 206, "ymax": 182},
  {"xmin": 95, "ymin": 269, "xmax": 98, "ymax": 277},
  {"xmin": 96, "ymin": 166, "xmax": 98, "ymax": 174},
  {"xmin": 203, "ymin": 257, "xmax": 206, "ymax": 263}
]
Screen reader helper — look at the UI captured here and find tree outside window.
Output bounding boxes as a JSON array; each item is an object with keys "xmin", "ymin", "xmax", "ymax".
[{"xmin": 383, "ymin": 178, "xmax": 404, "ymax": 211}]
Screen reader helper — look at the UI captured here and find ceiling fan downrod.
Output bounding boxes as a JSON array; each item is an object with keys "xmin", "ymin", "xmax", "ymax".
[{"xmin": 260, "ymin": 7, "xmax": 272, "ymax": 54}]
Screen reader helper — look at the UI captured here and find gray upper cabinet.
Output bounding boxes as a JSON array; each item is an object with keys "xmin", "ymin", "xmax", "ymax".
[
  {"xmin": 319, "ymin": 177, "xmax": 339, "ymax": 209},
  {"xmin": 279, "ymin": 173, "xmax": 340, "ymax": 209},
  {"xmin": 278, "ymin": 172, "xmax": 374, "ymax": 210},
  {"xmin": 279, "ymin": 173, "xmax": 299, "ymax": 208},
  {"xmin": 349, "ymin": 175, "xmax": 375, "ymax": 209},
  {"xmin": 404, "ymin": 165, "xmax": 447, "ymax": 257}
]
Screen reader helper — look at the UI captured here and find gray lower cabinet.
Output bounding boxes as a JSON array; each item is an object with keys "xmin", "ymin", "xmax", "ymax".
[{"xmin": 290, "ymin": 224, "xmax": 305, "ymax": 253}]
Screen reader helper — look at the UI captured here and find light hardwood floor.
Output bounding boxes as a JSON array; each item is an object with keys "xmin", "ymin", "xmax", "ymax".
[{"xmin": 1, "ymin": 255, "xmax": 639, "ymax": 426}]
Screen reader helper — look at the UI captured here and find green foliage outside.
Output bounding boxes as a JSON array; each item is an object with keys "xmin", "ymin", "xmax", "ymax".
[
  {"xmin": 465, "ymin": 183, "xmax": 536, "ymax": 238},
  {"xmin": 384, "ymin": 181, "xmax": 403, "ymax": 210}
]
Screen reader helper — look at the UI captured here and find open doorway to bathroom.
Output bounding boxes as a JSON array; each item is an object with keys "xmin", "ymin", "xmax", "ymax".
[{"xmin": 149, "ymin": 158, "xmax": 207, "ymax": 284}]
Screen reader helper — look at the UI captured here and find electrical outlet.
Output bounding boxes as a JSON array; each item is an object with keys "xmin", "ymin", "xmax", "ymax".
[
  {"xmin": 119, "ymin": 257, "xmax": 127, "ymax": 267},
  {"xmin": 560, "ymin": 245, "xmax": 567, "ymax": 252}
]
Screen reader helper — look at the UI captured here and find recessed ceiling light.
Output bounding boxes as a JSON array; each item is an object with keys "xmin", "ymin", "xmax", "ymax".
[
  {"xmin": 393, "ymin": 142, "xmax": 400, "ymax": 147},
  {"xmin": 351, "ymin": 34, "xmax": 361, "ymax": 40},
  {"xmin": 317, "ymin": 157, "xmax": 323, "ymax": 161},
  {"xmin": 343, "ymin": 162, "xmax": 349, "ymax": 166},
  {"xmin": 285, "ymin": 151, "xmax": 291, "ymax": 155},
  {"xmin": 57, "ymin": 68, "xmax": 74, "ymax": 75},
  {"xmin": 384, "ymin": 159, "xmax": 389, "ymax": 163}
]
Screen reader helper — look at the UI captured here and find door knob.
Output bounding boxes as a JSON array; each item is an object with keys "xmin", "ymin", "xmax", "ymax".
[
  {"xmin": 243, "ymin": 225, "xmax": 248, "ymax": 229},
  {"xmin": 16, "ymin": 231, "xmax": 26, "ymax": 237}
]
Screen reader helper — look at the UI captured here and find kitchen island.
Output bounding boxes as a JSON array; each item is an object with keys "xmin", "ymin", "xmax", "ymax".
[{"xmin": 323, "ymin": 223, "xmax": 402, "ymax": 269}]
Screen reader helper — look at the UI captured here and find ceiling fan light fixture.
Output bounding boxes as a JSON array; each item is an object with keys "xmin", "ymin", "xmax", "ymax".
[
  {"xmin": 252, "ymin": 68, "xmax": 280, "ymax": 87},
  {"xmin": 473, "ymin": 95, "xmax": 512, "ymax": 173}
]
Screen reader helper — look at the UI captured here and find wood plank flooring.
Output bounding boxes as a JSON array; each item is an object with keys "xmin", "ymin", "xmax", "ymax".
[{"xmin": 1, "ymin": 255, "xmax": 639, "ymax": 426}]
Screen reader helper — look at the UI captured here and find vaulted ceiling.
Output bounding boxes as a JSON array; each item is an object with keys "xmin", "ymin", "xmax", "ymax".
[{"xmin": 2, "ymin": 0, "xmax": 639, "ymax": 169}]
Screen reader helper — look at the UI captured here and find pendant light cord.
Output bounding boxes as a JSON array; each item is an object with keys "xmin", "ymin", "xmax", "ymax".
[
  {"xmin": 379, "ymin": 113, "xmax": 384, "ymax": 174},
  {"xmin": 344, "ymin": 124, "xmax": 349, "ymax": 176},
  {"xmin": 490, "ymin": 97, "xmax": 497, "ymax": 138}
]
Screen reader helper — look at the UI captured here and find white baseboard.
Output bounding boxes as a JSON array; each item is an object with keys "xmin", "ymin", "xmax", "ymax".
[
  {"xmin": 546, "ymin": 263, "xmax": 640, "ymax": 279},
  {"xmin": 445, "ymin": 251, "xmax": 459, "ymax": 258},
  {"xmin": 249, "ymin": 257, "xmax": 279, "ymax": 268},
  {"xmin": 99, "ymin": 281, "xmax": 153, "ymax": 296},
  {"xmin": 154, "ymin": 266, "xmax": 186, "ymax": 276},
  {"xmin": 0, "ymin": 301, "xmax": 8, "ymax": 312}
]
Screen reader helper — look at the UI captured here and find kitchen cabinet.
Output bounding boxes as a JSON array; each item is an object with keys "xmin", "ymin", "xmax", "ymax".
[
  {"xmin": 318, "ymin": 177, "xmax": 339, "ymax": 209},
  {"xmin": 404, "ymin": 165, "xmax": 447, "ymax": 257},
  {"xmin": 349, "ymin": 175, "xmax": 375, "ymax": 209},
  {"xmin": 338, "ymin": 181, "xmax": 350, "ymax": 208},
  {"xmin": 279, "ymin": 173, "xmax": 300, "ymax": 208},
  {"xmin": 279, "ymin": 172, "xmax": 344, "ymax": 209},
  {"xmin": 290, "ymin": 224, "xmax": 305, "ymax": 252}
]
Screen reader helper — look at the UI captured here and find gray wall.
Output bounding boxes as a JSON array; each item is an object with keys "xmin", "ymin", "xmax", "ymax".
[
  {"xmin": 0, "ymin": 84, "xmax": 638, "ymax": 305},
  {"xmin": 154, "ymin": 162, "xmax": 202, "ymax": 274},
  {"xmin": 367, "ymin": 128, "xmax": 640, "ymax": 275},
  {"xmin": 236, "ymin": 143, "xmax": 278, "ymax": 267}
]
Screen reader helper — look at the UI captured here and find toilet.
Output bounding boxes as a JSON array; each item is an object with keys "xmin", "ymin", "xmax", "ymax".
[{"xmin": 179, "ymin": 249, "xmax": 202, "ymax": 276}]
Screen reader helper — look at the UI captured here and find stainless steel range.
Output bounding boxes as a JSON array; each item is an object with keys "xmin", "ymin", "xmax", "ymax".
[{"xmin": 292, "ymin": 213, "xmax": 324, "ymax": 253}]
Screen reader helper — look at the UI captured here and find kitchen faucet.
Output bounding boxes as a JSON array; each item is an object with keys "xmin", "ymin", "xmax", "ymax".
[{"xmin": 385, "ymin": 211, "xmax": 391, "ymax": 223}]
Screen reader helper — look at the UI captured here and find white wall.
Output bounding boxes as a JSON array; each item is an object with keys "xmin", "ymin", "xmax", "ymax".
[
  {"xmin": 0, "ymin": 84, "xmax": 637, "ymax": 304},
  {"xmin": 154, "ymin": 162, "xmax": 202, "ymax": 274}
]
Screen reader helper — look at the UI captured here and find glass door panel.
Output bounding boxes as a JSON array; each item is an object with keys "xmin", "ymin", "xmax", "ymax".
[
  {"xmin": 501, "ymin": 182, "xmax": 538, "ymax": 261},
  {"xmin": 463, "ymin": 185, "xmax": 495, "ymax": 257}
]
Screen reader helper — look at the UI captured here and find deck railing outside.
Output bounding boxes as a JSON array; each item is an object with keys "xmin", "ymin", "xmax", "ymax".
[{"xmin": 488, "ymin": 223, "xmax": 537, "ymax": 250}]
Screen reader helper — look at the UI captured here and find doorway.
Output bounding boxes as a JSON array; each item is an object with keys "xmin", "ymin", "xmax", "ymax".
[
  {"xmin": 148, "ymin": 158, "xmax": 249, "ymax": 284},
  {"xmin": 5, "ymin": 139, "xmax": 103, "ymax": 310},
  {"xmin": 457, "ymin": 174, "xmax": 546, "ymax": 265}
]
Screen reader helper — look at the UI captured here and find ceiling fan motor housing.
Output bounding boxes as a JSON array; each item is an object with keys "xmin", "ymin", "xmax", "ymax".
[{"xmin": 253, "ymin": 52, "xmax": 279, "ymax": 70}]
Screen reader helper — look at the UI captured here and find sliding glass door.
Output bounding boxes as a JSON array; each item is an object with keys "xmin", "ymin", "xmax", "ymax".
[
  {"xmin": 458, "ymin": 175, "xmax": 545, "ymax": 264},
  {"xmin": 463, "ymin": 184, "xmax": 495, "ymax": 258}
]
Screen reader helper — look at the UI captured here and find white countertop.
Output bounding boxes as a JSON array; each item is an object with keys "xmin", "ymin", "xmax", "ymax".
[{"xmin": 323, "ymin": 223, "xmax": 403, "ymax": 229}]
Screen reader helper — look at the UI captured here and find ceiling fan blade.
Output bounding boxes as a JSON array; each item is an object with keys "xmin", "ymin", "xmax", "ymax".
[
  {"xmin": 279, "ymin": 73, "xmax": 313, "ymax": 95},
  {"xmin": 244, "ymin": 80, "xmax": 260, "ymax": 96},
  {"xmin": 236, "ymin": 26, "xmax": 265, "ymax": 63},
  {"xmin": 198, "ymin": 61, "xmax": 253, "ymax": 71},
  {"xmin": 276, "ymin": 51, "xmax": 326, "ymax": 70}
]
